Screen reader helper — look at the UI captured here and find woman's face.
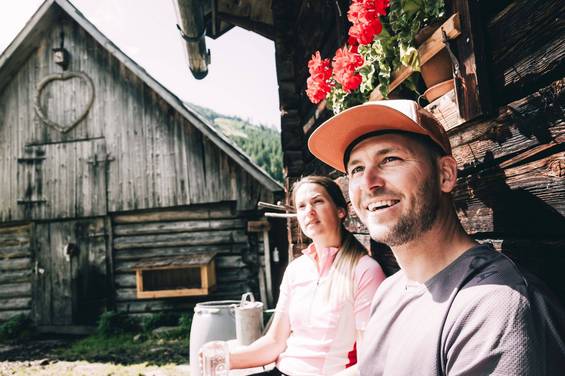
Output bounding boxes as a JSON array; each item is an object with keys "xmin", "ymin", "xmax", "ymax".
[{"xmin": 294, "ymin": 183, "xmax": 346, "ymax": 243}]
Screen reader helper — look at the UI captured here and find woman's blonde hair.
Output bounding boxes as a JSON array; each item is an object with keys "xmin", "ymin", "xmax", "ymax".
[{"xmin": 292, "ymin": 176, "xmax": 369, "ymax": 304}]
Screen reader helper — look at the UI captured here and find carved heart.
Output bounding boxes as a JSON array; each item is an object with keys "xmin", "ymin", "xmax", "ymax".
[{"xmin": 33, "ymin": 71, "xmax": 95, "ymax": 133}]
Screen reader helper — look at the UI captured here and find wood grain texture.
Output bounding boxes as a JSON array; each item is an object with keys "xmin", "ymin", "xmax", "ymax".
[
  {"xmin": 0, "ymin": 9, "xmax": 278, "ymax": 222},
  {"xmin": 0, "ymin": 223, "xmax": 32, "ymax": 322},
  {"xmin": 112, "ymin": 205, "xmax": 259, "ymax": 316}
]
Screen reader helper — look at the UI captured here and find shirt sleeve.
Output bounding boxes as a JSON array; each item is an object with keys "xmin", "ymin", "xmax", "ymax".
[
  {"xmin": 443, "ymin": 284, "xmax": 565, "ymax": 375},
  {"xmin": 354, "ymin": 256, "xmax": 386, "ymax": 330}
]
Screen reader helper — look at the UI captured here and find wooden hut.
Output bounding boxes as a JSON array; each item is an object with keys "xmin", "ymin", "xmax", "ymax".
[
  {"xmin": 176, "ymin": 0, "xmax": 565, "ymax": 306},
  {"xmin": 0, "ymin": 0, "xmax": 284, "ymax": 331}
]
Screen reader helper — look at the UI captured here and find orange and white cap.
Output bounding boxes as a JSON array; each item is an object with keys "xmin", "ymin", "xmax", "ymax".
[{"xmin": 308, "ymin": 100, "xmax": 452, "ymax": 172}]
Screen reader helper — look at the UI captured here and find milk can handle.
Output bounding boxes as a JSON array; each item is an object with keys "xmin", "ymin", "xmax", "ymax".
[{"xmin": 240, "ymin": 292, "xmax": 255, "ymax": 305}]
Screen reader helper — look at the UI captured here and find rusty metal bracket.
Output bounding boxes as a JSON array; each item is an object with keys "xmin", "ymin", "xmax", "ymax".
[
  {"xmin": 176, "ymin": 23, "xmax": 206, "ymax": 42},
  {"xmin": 442, "ymin": 28, "xmax": 464, "ymax": 114}
]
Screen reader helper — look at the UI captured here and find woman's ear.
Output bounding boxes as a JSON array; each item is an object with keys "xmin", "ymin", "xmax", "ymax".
[
  {"xmin": 438, "ymin": 156, "xmax": 458, "ymax": 193},
  {"xmin": 337, "ymin": 208, "xmax": 347, "ymax": 220}
]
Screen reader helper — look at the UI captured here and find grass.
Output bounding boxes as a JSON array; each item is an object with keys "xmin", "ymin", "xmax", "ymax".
[
  {"xmin": 54, "ymin": 333, "xmax": 189, "ymax": 365},
  {"xmin": 0, "ymin": 311, "xmax": 192, "ymax": 365}
]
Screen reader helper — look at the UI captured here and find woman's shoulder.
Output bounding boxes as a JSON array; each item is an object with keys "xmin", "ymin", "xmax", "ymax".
[
  {"xmin": 356, "ymin": 254, "xmax": 382, "ymax": 270},
  {"xmin": 355, "ymin": 255, "xmax": 386, "ymax": 280},
  {"xmin": 284, "ymin": 254, "xmax": 311, "ymax": 273}
]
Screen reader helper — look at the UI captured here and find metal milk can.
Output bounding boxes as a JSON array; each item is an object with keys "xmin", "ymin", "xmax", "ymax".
[{"xmin": 234, "ymin": 292, "xmax": 264, "ymax": 346}]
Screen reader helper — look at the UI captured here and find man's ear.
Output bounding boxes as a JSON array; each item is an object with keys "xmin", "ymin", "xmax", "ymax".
[{"xmin": 438, "ymin": 156, "xmax": 458, "ymax": 193}]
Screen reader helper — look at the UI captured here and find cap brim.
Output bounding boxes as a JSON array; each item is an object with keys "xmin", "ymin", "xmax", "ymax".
[{"xmin": 308, "ymin": 103, "xmax": 431, "ymax": 172}]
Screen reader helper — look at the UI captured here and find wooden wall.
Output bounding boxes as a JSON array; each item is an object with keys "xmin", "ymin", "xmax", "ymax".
[
  {"xmin": 0, "ymin": 9, "xmax": 275, "ymax": 223},
  {"xmin": 111, "ymin": 202, "xmax": 260, "ymax": 317},
  {"xmin": 32, "ymin": 217, "xmax": 108, "ymax": 326},
  {"xmin": 273, "ymin": 0, "xmax": 565, "ymax": 305},
  {"xmin": 0, "ymin": 223, "xmax": 32, "ymax": 321}
]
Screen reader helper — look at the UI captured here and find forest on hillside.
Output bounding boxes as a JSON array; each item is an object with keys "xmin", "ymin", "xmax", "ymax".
[{"xmin": 188, "ymin": 103, "xmax": 284, "ymax": 183}]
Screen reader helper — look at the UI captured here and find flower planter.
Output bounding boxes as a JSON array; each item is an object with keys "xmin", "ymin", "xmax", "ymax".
[
  {"xmin": 420, "ymin": 49, "xmax": 454, "ymax": 101},
  {"xmin": 422, "ymin": 78, "xmax": 454, "ymax": 102},
  {"xmin": 416, "ymin": 19, "xmax": 455, "ymax": 102}
]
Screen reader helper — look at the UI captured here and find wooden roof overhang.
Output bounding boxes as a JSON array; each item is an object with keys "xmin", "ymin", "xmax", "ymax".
[
  {"xmin": 0, "ymin": 0, "xmax": 283, "ymax": 195},
  {"xmin": 173, "ymin": 0, "xmax": 274, "ymax": 79}
]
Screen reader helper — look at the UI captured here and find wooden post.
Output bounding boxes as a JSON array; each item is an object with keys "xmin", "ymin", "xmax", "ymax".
[
  {"xmin": 258, "ymin": 267, "xmax": 268, "ymax": 309},
  {"xmin": 262, "ymin": 229, "xmax": 273, "ymax": 307},
  {"xmin": 247, "ymin": 220, "xmax": 273, "ymax": 307}
]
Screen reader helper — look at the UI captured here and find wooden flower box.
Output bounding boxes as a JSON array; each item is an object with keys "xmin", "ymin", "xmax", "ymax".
[{"xmin": 133, "ymin": 252, "xmax": 217, "ymax": 299}]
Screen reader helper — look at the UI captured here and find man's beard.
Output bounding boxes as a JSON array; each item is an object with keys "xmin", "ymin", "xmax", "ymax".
[{"xmin": 370, "ymin": 175, "xmax": 440, "ymax": 247}]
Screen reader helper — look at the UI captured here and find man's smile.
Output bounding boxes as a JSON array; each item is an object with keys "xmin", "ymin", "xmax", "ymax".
[{"xmin": 366, "ymin": 199, "xmax": 400, "ymax": 212}]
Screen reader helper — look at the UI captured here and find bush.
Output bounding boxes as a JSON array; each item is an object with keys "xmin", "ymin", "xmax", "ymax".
[
  {"xmin": 179, "ymin": 313, "xmax": 192, "ymax": 331},
  {"xmin": 141, "ymin": 312, "xmax": 181, "ymax": 333},
  {"xmin": 96, "ymin": 311, "xmax": 139, "ymax": 337},
  {"xmin": 0, "ymin": 314, "xmax": 34, "ymax": 342}
]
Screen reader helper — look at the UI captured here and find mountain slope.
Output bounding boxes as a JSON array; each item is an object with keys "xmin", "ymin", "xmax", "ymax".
[{"xmin": 188, "ymin": 103, "xmax": 283, "ymax": 183}]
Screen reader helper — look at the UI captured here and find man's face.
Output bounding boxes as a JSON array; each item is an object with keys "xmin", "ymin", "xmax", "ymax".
[{"xmin": 346, "ymin": 133, "xmax": 441, "ymax": 246}]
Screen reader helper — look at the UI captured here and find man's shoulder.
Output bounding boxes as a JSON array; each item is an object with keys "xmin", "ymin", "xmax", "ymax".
[
  {"xmin": 464, "ymin": 245, "xmax": 527, "ymax": 289},
  {"xmin": 452, "ymin": 245, "xmax": 565, "ymax": 327}
]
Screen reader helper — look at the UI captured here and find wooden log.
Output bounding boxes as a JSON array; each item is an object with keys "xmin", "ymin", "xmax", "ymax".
[
  {"xmin": 448, "ymin": 0, "xmax": 493, "ymax": 120},
  {"xmin": 454, "ymin": 151, "xmax": 565, "ymax": 236},
  {"xmin": 115, "ymin": 280, "xmax": 248, "ymax": 302},
  {"xmin": 115, "ymin": 273, "xmax": 137, "ymax": 288},
  {"xmin": 113, "ymin": 218, "xmax": 243, "ymax": 236},
  {"xmin": 115, "ymin": 255, "xmax": 246, "ymax": 273},
  {"xmin": 0, "ymin": 269, "xmax": 32, "ymax": 284},
  {"xmin": 174, "ymin": 0, "xmax": 209, "ymax": 79},
  {"xmin": 0, "ymin": 282, "xmax": 31, "ymax": 298},
  {"xmin": 488, "ymin": 0, "xmax": 565, "ymax": 105},
  {"xmin": 0, "ymin": 297, "xmax": 32, "ymax": 310},
  {"xmin": 112, "ymin": 203, "xmax": 236, "ymax": 224},
  {"xmin": 112, "ymin": 229, "xmax": 248, "ymax": 250},
  {"xmin": 115, "ymin": 293, "xmax": 246, "ymax": 314},
  {"xmin": 0, "ymin": 258, "xmax": 31, "ymax": 271},
  {"xmin": 0, "ymin": 233, "xmax": 31, "ymax": 247},
  {"xmin": 450, "ymin": 79, "xmax": 565, "ymax": 176},
  {"xmin": 0, "ymin": 223, "xmax": 31, "ymax": 234},
  {"xmin": 115, "ymin": 266, "xmax": 252, "ymax": 289},
  {"xmin": 0, "ymin": 244, "xmax": 31, "ymax": 258},
  {"xmin": 247, "ymin": 220, "xmax": 271, "ymax": 233},
  {"xmin": 114, "ymin": 244, "xmax": 247, "ymax": 261},
  {"xmin": 0, "ymin": 310, "xmax": 31, "ymax": 322}
]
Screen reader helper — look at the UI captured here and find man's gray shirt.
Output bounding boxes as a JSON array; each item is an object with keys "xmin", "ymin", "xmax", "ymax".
[{"xmin": 359, "ymin": 245, "xmax": 565, "ymax": 375}]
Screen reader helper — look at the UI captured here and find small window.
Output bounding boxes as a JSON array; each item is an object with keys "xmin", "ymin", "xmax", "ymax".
[{"xmin": 134, "ymin": 252, "xmax": 217, "ymax": 299}]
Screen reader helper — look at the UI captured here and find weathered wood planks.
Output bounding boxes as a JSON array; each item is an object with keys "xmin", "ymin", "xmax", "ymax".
[
  {"xmin": 0, "ymin": 223, "xmax": 32, "ymax": 322},
  {"xmin": 0, "ymin": 10, "xmax": 277, "ymax": 223},
  {"xmin": 112, "ymin": 204, "xmax": 259, "ymax": 316}
]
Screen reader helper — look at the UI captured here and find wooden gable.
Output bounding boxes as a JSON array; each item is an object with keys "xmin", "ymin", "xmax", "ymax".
[{"xmin": 0, "ymin": 0, "xmax": 283, "ymax": 223}]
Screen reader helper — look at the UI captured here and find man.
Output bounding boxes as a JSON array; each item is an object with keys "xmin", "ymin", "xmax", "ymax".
[{"xmin": 308, "ymin": 100, "xmax": 565, "ymax": 375}]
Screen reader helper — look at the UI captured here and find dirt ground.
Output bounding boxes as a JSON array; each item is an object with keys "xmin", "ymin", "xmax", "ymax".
[
  {"xmin": 0, "ymin": 337, "xmax": 266, "ymax": 375},
  {"xmin": 0, "ymin": 337, "xmax": 191, "ymax": 376}
]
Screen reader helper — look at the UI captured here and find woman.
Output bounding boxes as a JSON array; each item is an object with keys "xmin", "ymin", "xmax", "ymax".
[{"xmin": 202, "ymin": 176, "xmax": 386, "ymax": 376}]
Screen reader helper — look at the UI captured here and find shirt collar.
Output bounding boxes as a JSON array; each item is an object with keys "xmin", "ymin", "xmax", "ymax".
[{"xmin": 302, "ymin": 243, "xmax": 339, "ymax": 276}]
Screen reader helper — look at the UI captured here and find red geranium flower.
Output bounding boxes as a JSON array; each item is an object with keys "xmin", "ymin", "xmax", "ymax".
[
  {"xmin": 332, "ymin": 46, "xmax": 364, "ymax": 92},
  {"xmin": 305, "ymin": 51, "xmax": 333, "ymax": 104},
  {"xmin": 347, "ymin": 0, "xmax": 389, "ymax": 45}
]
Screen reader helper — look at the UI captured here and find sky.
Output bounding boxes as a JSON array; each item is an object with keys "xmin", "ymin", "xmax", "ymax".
[{"xmin": 0, "ymin": 0, "xmax": 281, "ymax": 128}]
